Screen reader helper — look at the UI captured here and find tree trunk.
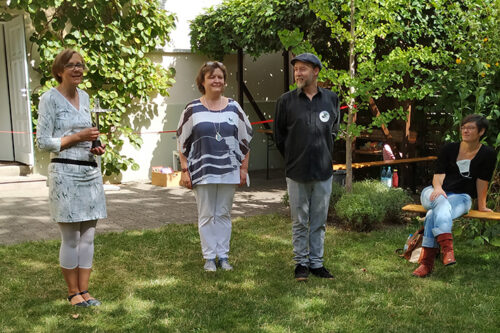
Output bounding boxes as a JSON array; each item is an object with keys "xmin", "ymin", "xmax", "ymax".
[{"xmin": 346, "ymin": 0, "xmax": 356, "ymax": 192}]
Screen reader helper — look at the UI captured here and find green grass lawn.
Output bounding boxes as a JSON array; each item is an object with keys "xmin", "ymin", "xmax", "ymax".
[{"xmin": 1, "ymin": 214, "xmax": 499, "ymax": 332}]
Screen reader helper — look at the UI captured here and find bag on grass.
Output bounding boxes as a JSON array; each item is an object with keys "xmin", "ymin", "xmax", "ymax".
[{"xmin": 396, "ymin": 226, "xmax": 424, "ymax": 263}]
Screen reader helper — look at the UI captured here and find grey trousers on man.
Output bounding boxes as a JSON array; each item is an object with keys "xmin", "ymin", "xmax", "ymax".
[{"xmin": 286, "ymin": 176, "xmax": 332, "ymax": 269}]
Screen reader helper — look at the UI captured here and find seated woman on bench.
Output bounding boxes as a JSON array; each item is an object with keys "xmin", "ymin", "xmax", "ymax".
[{"xmin": 413, "ymin": 114, "xmax": 497, "ymax": 277}]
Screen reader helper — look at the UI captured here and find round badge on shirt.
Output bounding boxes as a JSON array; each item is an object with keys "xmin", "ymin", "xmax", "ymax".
[
  {"xmin": 319, "ymin": 111, "xmax": 330, "ymax": 122},
  {"xmin": 227, "ymin": 116, "xmax": 235, "ymax": 125}
]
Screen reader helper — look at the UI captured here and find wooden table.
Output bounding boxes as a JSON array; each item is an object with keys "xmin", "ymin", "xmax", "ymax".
[
  {"xmin": 256, "ymin": 127, "xmax": 437, "ymax": 188},
  {"xmin": 333, "ymin": 156, "xmax": 438, "ymax": 192},
  {"xmin": 333, "ymin": 156, "xmax": 437, "ymax": 170}
]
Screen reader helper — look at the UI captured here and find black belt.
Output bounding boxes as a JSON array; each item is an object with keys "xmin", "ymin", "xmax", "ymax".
[{"xmin": 51, "ymin": 158, "xmax": 97, "ymax": 167}]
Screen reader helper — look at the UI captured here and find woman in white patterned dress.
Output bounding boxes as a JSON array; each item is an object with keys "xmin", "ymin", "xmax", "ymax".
[{"xmin": 37, "ymin": 49, "xmax": 106, "ymax": 307}]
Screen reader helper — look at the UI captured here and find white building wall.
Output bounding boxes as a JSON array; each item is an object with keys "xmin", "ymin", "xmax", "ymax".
[{"xmin": 25, "ymin": 0, "xmax": 286, "ymax": 182}]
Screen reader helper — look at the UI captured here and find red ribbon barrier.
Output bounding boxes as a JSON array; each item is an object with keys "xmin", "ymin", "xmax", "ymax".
[{"xmin": 1, "ymin": 104, "xmax": 356, "ymax": 135}]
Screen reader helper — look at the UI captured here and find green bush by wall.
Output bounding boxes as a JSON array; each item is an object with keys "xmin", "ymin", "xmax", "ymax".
[{"xmin": 282, "ymin": 179, "xmax": 411, "ymax": 232}]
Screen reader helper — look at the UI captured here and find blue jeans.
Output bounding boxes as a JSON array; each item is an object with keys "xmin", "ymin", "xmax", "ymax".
[
  {"xmin": 286, "ymin": 176, "xmax": 332, "ymax": 269},
  {"xmin": 420, "ymin": 185, "xmax": 472, "ymax": 248}
]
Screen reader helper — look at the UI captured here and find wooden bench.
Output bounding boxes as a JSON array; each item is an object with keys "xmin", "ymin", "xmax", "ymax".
[{"xmin": 402, "ymin": 204, "xmax": 500, "ymax": 220}]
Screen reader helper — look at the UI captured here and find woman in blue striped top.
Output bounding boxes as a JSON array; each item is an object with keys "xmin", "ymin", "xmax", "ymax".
[{"xmin": 177, "ymin": 61, "xmax": 253, "ymax": 272}]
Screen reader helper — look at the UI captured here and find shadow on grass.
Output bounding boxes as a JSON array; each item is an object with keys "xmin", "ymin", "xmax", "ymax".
[{"xmin": 0, "ymin": 214, "xmax": 498, "ymax": 332}]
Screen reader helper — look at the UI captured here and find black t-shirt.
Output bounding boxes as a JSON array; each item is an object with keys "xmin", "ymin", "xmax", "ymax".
[{"xmin": 436, "ymin": 142, "xmax": 497, "ymax": 198}]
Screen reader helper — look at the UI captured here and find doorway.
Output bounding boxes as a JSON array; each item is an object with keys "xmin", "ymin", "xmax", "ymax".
[
  {"xmin": 0, "ymin": 15, "xmax": 34, "ymax": 165},
  {"xmin": 0, "ymin": 22, "xmax": 14, "ymax": 161}
]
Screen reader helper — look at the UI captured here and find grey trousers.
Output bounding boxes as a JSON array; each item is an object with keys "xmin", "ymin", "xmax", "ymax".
[
  {"xmin": 286, "ymin": 176, "xmax": 332, "ymax": 268},
  {"xmin": 193, "ymin": 184, "xmax": 236, "ymax": 260}
]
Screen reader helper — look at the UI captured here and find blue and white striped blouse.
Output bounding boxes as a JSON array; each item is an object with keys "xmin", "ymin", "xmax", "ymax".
[{"xmin": 177, "ymin": 98, "xmax": 253, "ymax": 186}]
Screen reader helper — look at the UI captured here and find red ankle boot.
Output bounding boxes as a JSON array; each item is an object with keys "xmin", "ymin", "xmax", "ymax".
[
  {"xmin": 412, "ymin": 247, "xmax": 439, "ymax": 278},
  {"xmin": 437, "ymin": 233, "xmax": 456, "ymax": 266}
]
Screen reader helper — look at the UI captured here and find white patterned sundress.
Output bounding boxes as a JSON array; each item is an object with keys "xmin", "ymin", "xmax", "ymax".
[{"xmin": 36, "ymin": 88, "xmax": 107, "ymax": 223}]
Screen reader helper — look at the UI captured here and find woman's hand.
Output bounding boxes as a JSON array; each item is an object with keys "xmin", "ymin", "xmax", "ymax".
[
  {"xmin": 77, "ymin": 127, "xmax": 100, "ymax": 142},
  {"xmin": 430, "ymin": 187, "xmax": 447, "ymax": 201},
  {"xmin": 90, "ymin": 144, "xmax": 106, "ymax": 155},
  {"xmin": 239, "ymin": 153, "xmax": 250, "ymax": 187},
  {"xmin": 239, "ymin": 167, "xmax": 248, "ymax": 187},
  {"xmin": 61, "ymin": 127, "xmax": 101, "ymax": 150},
  {"xmin": 179, "ymin": 170, "xmax": 192, "ymax": 189}
]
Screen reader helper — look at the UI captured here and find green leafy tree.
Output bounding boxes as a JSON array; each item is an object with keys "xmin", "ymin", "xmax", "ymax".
[
  {"xmin": 280, "ymin": 0, "xmax": 443, "ymax": 190},
  {"xmin": 191, "ymin": 0, "xmax": 469, "ymax": 191},
  {"xmin": 280, "ymin": 0, "xmax": 499, "ymax": 191},
  {"xmin": 190, "ymin": 0, "xmax": 327, "ymax": 60},
  {"xmin": 422, "ymin": 0, "xmax": 500, "ymax": 211},
  {"xmin": 6, "ymin": 0, "xmax": 176, "ymax": 176},
  {"xmin": 0, "ymin": 2, "xmax": 10, "ymax": 21},
  {"xmin": 424, "ymin": 1, "xmax": 500, "ymax": 145}
]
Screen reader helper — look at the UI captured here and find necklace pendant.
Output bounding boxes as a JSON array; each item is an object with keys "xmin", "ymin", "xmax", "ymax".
[{"xmin": 215, "ymin": 132, "xmax": 223, "ymax": 142}]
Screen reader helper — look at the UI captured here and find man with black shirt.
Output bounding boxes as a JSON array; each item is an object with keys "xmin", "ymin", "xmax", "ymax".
[{"xmin": 274, "ymin": 53, "xmax": 340, "ymax": 281}]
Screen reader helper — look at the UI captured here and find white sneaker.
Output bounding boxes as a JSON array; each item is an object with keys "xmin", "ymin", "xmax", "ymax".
[
  {"xmin": 219, "ymin": 258, "xmax": 233, "ymax": 271},
  {"xmin": 204, "ymin": 259, "xmax": 217, "ymax": 272}
]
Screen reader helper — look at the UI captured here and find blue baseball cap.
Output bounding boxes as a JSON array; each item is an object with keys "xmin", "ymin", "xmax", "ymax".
[{"xmin": 291, "ymin": 53, "xmax": 322, "ymax": 70}]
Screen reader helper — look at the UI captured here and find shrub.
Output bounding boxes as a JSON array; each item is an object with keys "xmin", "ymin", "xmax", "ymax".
[
  {"xmin": 8, "ymin": 0, "xmax": 177, "ymax": 177},
  {"xmin": 334, "ymin": 193, "xmax": 386, "ymax": 231},
  {"xmin": 381, "ymin": 187, "xmax": 413, "ymax": 223},
  {"xmin": 333, "ymin": 180, "xmax": 411, "ymax": 231},
  {"xmin": 281, "ymin": 191, "xmax": 289, "ymax": 207},
  {"xmin": 281, "ymin": 179, "xmax": 411, "ymax": 231},
  {"xmin": 330, "ymin": 180, "xmax": 346, "ymax": 204},
  {"xmin": 455, "ymin": 219, "xmax": 500, "ymax": 247}
]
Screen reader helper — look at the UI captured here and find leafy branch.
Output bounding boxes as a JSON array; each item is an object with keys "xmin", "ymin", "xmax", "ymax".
[{"xmin": 7, "ymin": 0, "xmax": 177, "ymax": 176}]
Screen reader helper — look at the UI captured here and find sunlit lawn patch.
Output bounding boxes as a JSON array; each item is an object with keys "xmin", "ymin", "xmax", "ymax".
[{"xmin": 0, "ymin": 214, "xmax": 498, "ymax": 332}]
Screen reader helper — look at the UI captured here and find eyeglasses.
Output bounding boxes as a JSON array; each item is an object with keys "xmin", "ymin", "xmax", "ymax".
[
  {"xmin": 460, "ymin": 126, "xmax": 477, "ymax": 131},
  {"xmin": 64, "ymin": 63, "xmax": 86, "ymax": 70},
  {"xmin": 205, "ymin": 61, "xmax": 224, "ymax": 67}
]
